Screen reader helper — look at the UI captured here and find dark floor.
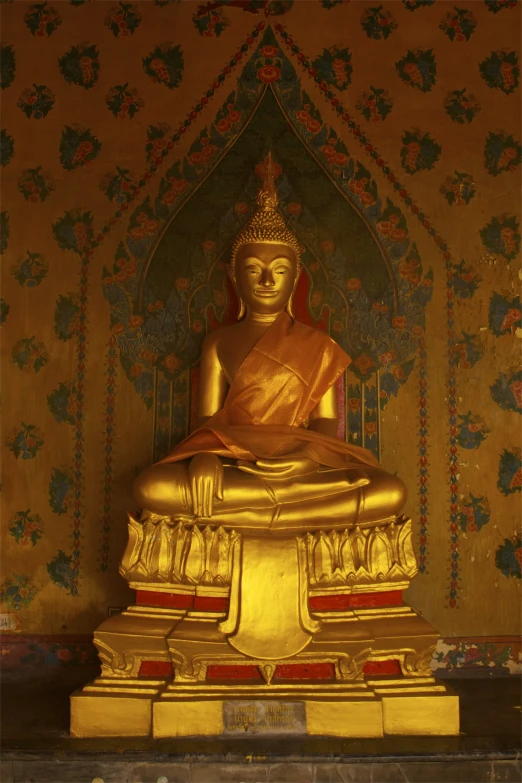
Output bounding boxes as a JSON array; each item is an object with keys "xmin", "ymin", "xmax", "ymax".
[{"xmin": 1, "ymin": 666, "xmax": 521, "ymax": 783}]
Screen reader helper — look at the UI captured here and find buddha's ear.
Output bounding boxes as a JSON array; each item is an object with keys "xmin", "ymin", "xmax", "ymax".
[
  {"xmin": 226, "ymin": 263, "xmax": 245, "ymax": 320},
  {"xmin": 285, "ymin": 264, "xmax": 301, "ymax": 320}
]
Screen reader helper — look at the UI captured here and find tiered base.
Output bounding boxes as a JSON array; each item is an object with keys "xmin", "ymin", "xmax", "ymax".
[
  {"xmin": 71, "ymin": 677, "xmax": 459, "ymax": 738},
  {"xmin": 71, "ymin": 516, "xmax": 460, "ymax": 739}
]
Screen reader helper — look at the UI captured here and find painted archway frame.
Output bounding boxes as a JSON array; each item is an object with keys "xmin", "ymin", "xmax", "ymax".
[
  {"xmin": 44, "ymin": 22, "xmax": 441, "ymax": 594},
  {"xmin": 102, "ymin": 29, "xmax": 433, "ymax": 460}
]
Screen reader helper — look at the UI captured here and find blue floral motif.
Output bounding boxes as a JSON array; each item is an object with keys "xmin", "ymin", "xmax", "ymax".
[
  {"xmin": 497, "ymin": 448, "xmax": 521, "ymax": 496},
  {"xmin": 11, "ymin": 251, "xmax": 48, "ymax": 287},
  {"xmin": 0, "ymin": 211, "xmax": 9, "ymax": 255},
  {"xmin": 48, "ymin": 468, "xmax": 74, "ymax": 514},
  {"xmin": 12, "ymin": 336, "xmax": 49, "ymax": 373},
  {"xmin": 491, "ymin": 369, "xmax": 522, "ymax": 414},
  {"xmin": 47, "ymin": 382, "xmax": 77, "ymax": 424},
  {"xmin": 480, "ymin": 50, "xmax": 519, "ymax": 94},
  {"xmin": 47, "ymin": 550, "xmax": 76, "ymax": 592},
  {"xmin": 0, "ymin": 299, "xmax": 9, "ymax": 325},
  {"xmin": 457, "ymin": 411, "xmax": 490, "ymax": 449},
  {"xmin": 451, "ymin": 260, "xmax": 482, "ymax": 299},
  {"xmin": 444, "ymin": 89, "xmax": 481, "ymax": 124},
  {"xmin": 52, "ymin": 209, "xmax": 94, "ymax": 255},
  {"xmin": 488, "ymin": 292, "xmax": 521, "ymax": 336},
  {"xmin": 6, "ymin": 423, "xmax": 43, "ymax": 459},
  {"xmin": 452, "ymin": 332, "xmax": 483, "ymax": 369},
  {"xmin": 396, "ymin": 49, "xmax": 436, "ymax": 92},
  {"xmin": 1, "ymin": 129, "xmax": 14, "ymax": 166},
  {"xmin": 54, "ymin": 294, "xmax": 80, "ymax": 341},
  {"xmin": 58, "ymin": 43, "xmax": 99, "ymax": 89},
  {"xmin": 9, "ymin": 510, "xmax": 45, "ymax": 546},
  {"xmin": 17, "ymin": 84, "xmax": 55, "ymax": 119},
  {"xmin": 360, "ymin": 6, "xmax": 397, "ymax": 40},
  {"xmin": 495, "ymin": 537, "xmax": 521, "ymax": 579},
  {"xmin": 311, "ymin": 46, "xmax": 352, "ymax": 91},
  {"xmin": 440, "ymin": 171, "xmax": 476, "ymax": 205},
  {"xmin": 484, "ymin": 131, "xmax": 521, "ymax": 176},
  {"xmin": 480, "ymin": 215, "xmax": 520, "ymax": 261},
  {"xmin": 458, "ymin": 494, "xmax": 490, "ymax": 532},
  {"xmin": 0, "ymin": 574, "xmax": 37, "ymax": 610},
  {"xmin": 1, "ymin": 44, "xmax": 16, "ymax": 90},
  {"xmin": 379, "ymin": 359, "xmax": 415, "ymax": 409}
]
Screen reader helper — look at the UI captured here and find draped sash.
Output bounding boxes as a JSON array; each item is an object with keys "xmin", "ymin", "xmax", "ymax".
[{"xmin": 159, "ymin": 313, "xmax": 379, "ymax": 469}]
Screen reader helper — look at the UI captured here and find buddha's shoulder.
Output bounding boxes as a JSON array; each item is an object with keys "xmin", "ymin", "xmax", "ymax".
[
  {"xmin": 292, "ymin": 319, "xmax": 341, "ymax": 350},
  {"xmin": 201, "ymin": 322, "xmax": 242, "ymax": 351}
]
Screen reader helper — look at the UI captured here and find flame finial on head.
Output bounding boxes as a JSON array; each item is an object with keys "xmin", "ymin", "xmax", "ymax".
[
  {"xmin": 257, "ymin": 150, "xmax": 279, "ymax": 211},
  {"xmin": 230, "ymin": 152, "xmax": 301, "ymax": 269}
]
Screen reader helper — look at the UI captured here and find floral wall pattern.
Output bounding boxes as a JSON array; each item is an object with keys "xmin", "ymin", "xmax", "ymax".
[{"xmin": 1, "ymin": 1, "xmax": 520, "ymax": 649}]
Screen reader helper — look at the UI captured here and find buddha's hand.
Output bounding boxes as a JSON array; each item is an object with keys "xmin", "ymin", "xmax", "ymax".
[
  {"xmin": 188, "ymin": 453, "xmax": 224, "ymax": 517},
  {"xmin": 237, "ymin": 456, "xmax": 319, "ymax": 480}
]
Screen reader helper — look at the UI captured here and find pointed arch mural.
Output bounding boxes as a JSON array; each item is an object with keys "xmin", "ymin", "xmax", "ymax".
[{"xmin": 102, "ymin": 28, "xmax": 433, "ymax": 470}]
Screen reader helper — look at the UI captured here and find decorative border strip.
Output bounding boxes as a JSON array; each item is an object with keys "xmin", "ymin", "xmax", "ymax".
[
  {"xmin": 418, "ymin": 337, "xmax": 429, "ymax": 573},
  {"xmin": 1, "ymin": 634, "xmax": 519, "ymax": 676},
  {"xmin": 446, "ymin": 259, "xmax": 459, "ymax": 606},
  {"xmin": 62, "ymin": 22, "xmax": 265, "ymax": 592},
  {"xmin": 70, "ymin": 255, "xmax": 89, "ymax": 596},
  {"xmin": 99, "ymin": 337, "xmax": 118, "ymax": 573},
  {"xmin": 274, "ymin": 23, "xmax": 449, "ymax": 584}
]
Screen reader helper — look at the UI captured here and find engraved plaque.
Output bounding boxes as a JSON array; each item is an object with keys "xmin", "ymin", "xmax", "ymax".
[{"xmin": 223, "ymin": 701, "xmax": 306, "ymax": 735}]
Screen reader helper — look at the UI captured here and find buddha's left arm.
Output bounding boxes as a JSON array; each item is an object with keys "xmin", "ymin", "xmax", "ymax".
[{"xmin": 308, "ymin": 385, "xmax": 339, "ymax": 439}]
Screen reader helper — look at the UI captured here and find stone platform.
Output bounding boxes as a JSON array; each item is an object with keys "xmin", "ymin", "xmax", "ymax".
[{"xmin": 1, "ymin": 666, "xmax": 520, "ymax": 782}]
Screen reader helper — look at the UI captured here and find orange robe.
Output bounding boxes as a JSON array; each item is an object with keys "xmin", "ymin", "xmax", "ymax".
[{"xmin": 159, "ymin": 312, "xmax": 379, "ymax": 470}]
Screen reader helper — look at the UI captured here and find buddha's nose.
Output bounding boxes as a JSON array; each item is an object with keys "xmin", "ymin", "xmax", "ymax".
[{"xmin": 261, "ymin": 269, "xmax": 275, "ymax": 287}]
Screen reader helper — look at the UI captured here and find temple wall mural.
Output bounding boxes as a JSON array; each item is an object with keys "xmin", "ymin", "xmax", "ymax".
[{"xmin": 1, "ymin": 0, "xmax": 520, "ymax": 674}]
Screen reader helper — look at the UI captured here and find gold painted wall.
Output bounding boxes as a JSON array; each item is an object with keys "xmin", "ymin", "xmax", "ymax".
[{"xmin": 1, "ymin": 0, "xmax": 520, "ymax": 642}]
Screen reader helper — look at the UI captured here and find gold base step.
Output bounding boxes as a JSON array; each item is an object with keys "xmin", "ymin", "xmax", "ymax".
[{"xmin": 70, "ymin": 679, "xmax": 459, "ymax": 738}]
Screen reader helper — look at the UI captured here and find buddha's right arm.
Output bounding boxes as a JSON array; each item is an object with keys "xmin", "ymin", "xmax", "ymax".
[{"xmin": 195, "ymin": 331, "xmax": 228, "ymax": 429}]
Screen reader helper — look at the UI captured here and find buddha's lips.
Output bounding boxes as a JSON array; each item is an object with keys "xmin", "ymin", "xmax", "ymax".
[{"xmin": 254, "ymin": 290, "xmax": 278, "ymax": 297}]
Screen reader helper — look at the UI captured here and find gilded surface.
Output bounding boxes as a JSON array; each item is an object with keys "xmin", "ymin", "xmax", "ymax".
[
  {"xmin": 134, "ymin": 159, "xmax": 407, "ymax": 535},
  {"xmin": 70, "ymin": 163, "xmax": 459, "ymax": 738},
  {"xmin": 121, "ymin": 513, "xmax": 240, "ymax": 587}
]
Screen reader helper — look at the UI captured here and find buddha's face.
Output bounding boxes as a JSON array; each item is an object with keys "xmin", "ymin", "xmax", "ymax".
[{"xmin": 231, "ymin": 242, "xmax": 298, "ymax": 316}]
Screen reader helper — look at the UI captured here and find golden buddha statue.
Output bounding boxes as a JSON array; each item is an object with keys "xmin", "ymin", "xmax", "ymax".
[
  {"xmin": 133, "ymin": 154, "xmax": 406, "ymax": 535},
  {"xmin": 71, "ymin": 156, "xmax": 459, "ymax": 740}
]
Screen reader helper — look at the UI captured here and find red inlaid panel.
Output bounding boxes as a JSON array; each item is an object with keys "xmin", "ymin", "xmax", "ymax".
[
  {"xmin": 206, "ymin": 662, "xmax": 336, "ymax": 682},
  {"xmin": 275, "ymin": 662, "xmax": 335, "ymax": 680},
  {"xmin": 363, "ymin": 659, "xmax": 402, "ymax": 676},
  {"xmin": 138, "ymin": 660, "xmax": 173, "ymax": 677},
  {"xmin": 309, "ymin": 590, "xmax": 403, "ymax": 611},
  {"xmin": 193, "ymin": 595, "xmax": 230, "ymax": 612},
  {"xmin": 207, "ymin": 665, "xmax": 262, "ymax": 681},
  {"xmin": 135, "ymin": 590, "xmax": 229, "ymax": 612},
  {"xmin": 136, "ymin": 590, "xmax": 193, "ymax": 609}
]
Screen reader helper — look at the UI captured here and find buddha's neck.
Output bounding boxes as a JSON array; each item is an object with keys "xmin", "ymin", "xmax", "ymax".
[{"xmin": 244, "ymin": 309, "xmax": 283, "ymax": 325}]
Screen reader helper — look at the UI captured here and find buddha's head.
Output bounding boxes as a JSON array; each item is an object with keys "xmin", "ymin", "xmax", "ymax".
[{"xmin": 228, "ymin": 154, "xmax": 301, "ymax": 319}]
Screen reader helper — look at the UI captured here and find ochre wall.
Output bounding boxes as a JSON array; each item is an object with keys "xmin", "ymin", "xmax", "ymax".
[{"xmin": 1, "ymin": 0, "xmax": 520, "ymax": 645}]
